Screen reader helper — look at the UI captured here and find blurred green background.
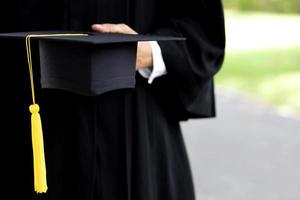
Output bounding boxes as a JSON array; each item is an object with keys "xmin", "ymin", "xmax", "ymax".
[
  {"xmin": 223, "ymin": 0, "xmax": 300, "ymax": 13},
  {"xmin": 216, "ymin": 1, "xmax": 300, "ymax": 115}
]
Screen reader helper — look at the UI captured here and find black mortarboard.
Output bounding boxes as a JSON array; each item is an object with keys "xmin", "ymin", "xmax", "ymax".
[
  {"xmin": 0, "ymin": 31, "xmax": 184, "ymax": 193},
  {"xmin": 0, "ymin": 31, "xmax": 184, "ymax": 95}
]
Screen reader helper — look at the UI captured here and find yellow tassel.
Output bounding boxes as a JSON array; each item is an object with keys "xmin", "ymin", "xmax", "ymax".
[
  {"xmin": 29, "ymin": 104, "xmax": 48, "ymax": 193},
  {"xmin": 25, "ymin": 34, "xmax": 87, "ymax": 193}
]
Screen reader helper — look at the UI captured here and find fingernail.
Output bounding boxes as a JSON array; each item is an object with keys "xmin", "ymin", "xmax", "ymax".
[{"xmin": 92, "ymin": 24, "xmax": 101, "ymax": 29}]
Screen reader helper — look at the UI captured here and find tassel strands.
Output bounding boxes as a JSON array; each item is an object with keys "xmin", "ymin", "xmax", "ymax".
[
  {"xmin": 30, "ymin": 104, "xmax": 48, "ymax": 193},
  {"xmin": 25, "ymin": 33, "xmax": 88, "ymax": 193},
  {"xmin": 26, "ymin": 35, "xmax": 48, "ymax": 193}
]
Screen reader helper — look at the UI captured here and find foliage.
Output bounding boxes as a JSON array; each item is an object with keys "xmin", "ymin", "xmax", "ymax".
[{"xmin": 223, "ymin": 0, "xmax": 300, "ymax": 13}]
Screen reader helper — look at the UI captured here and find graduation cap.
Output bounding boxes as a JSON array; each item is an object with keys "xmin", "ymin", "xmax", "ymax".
[{"xmin": 0, "ymin": 31, "xmax": 185, "ymax": 193}]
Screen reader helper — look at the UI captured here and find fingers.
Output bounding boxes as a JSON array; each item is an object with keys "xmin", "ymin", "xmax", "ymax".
[
  {"xmin": 91, "ymin": 24, "xmax": 121, "ymax": 33},
  {"xmin": 91, "ymin": 23, "xmax": 150, "ymax": 70},
  {"xmin": 91, "ymin": 23, "xmax": 138, "ymax": 35}
]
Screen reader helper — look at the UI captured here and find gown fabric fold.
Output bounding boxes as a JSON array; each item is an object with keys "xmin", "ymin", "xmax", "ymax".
[{"xmin": 0, "ymin": 0, "xmax": 225, "ymax": 199}]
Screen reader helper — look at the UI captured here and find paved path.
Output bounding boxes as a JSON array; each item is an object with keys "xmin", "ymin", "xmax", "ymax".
[{"xmin": 182, "ymin": 89, "xmax": 300, "ymax": 200}]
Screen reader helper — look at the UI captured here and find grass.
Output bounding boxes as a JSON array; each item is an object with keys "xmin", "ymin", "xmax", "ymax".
[
  {"xmin": 216, "ymin": 46, "xmax": 300, "ymax": 114},
  {"xmin": 216, "ymin": 10, "xmax": 300, "ymax": 115}
]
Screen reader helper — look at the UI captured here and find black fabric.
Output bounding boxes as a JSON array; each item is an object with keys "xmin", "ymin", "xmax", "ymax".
[
  {"xmin": 0, "ymin": 0, "xmax": 225, "ymax": 200},
  {"xmin": 39, "ymin": 88, "xmax": 195, "ymax": 200}
]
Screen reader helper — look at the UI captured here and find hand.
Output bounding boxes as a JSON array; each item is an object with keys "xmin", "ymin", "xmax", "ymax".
[{"xmin": 92, "ymin": 24, "xmax": 153, "ymax": 70}]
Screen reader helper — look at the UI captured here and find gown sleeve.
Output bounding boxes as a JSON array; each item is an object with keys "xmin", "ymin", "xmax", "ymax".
[{"xmin": 148, "ymin": 0, "xmax": 226, "ymax": 121}]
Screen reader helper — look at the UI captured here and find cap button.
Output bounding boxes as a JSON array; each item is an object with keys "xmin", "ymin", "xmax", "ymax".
[{"xmin": 29, "ymin": 104, "xmax": 40, "ymax": 114}]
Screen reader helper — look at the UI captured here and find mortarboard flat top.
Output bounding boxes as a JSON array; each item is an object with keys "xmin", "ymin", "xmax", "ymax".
[
  {"xmin": 0, "ymin": 31, "xmax": 185, "ymax": 96},
  {"xmin": 0, "ymin": 31, "xmax": 185, "ymax": 44}
]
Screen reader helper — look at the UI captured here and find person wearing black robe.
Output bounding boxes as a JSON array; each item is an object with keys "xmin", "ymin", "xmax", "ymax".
[{"xmin": 0, "ymin": 0, "xmax": 225, "ymax": 200}]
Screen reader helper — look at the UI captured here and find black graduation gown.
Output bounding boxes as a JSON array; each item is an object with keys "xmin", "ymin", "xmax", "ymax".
[{"xmin": 0, "ymin": 0, "xmax": 225, "ymax": 200}]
